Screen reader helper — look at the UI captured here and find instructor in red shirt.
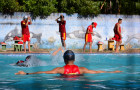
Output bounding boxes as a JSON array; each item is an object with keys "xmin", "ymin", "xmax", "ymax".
[
  {"xmin": 21, "ymin": 16, "xmax": 32, "ymax": 53},
  {"xmin": 113, "ymin": 18, "xmax": 122, "ymax": 53},
  {"xmin": 83, "ymin": 22, "xmax": 97, "ymax": 53},
  {"xmin": 56, "ymin": 15, "xmax": 66, "ymax": 49}
]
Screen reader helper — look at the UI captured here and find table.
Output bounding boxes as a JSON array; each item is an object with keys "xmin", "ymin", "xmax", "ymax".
[
  {"xmin": 2, "ymin": 44, "xmax": 7, "ymax": 51},
  {"xmin": 97, "ymin": 43, "xmax": 103, "ymax": 51},
  {"xmin": 108, "ymin": 40, "xmax": 115, "ymax": 51},
  {"xmin": 120, "ymin": 44, "xmax": 125, "ymax": 51},
  {"xmin": 14, "ymin": 44, "xmax": 23, "ymax": 51}
]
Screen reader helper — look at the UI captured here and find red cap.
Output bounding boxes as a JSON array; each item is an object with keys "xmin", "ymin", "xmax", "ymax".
[
  {"xmin": 93, "ymin": 22, "xmax": 97, "ymax": 28},
  {"xmin": 92, "ymin": 22, "xmax": 97, "ymax": 28}
]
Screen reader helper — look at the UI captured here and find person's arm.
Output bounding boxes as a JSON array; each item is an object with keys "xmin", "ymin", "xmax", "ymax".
[
  {"xmin": 52, "ymin": 47, "xmax": 63, "ymax": 56},
  {"xmin": 28, "ymin": 17, "xmax": 32, "ymax": 24},
  {"xmin": 80, "ymin": 67, "xmax": 122, "ymax": 74},
  {"xmin": 25, "ymin": 19, "xmax": 29, "ymax": 26},
  {"xmin": 55, "ymin": 17, "xmax": 60, "ymax": 22},
  {"xmin": 86, "ymin": 26, "xmax": 93, "ymax": 34},
  {"xmin": 117, "ymin": 24, "xmax": 121, "ymax": 38},
  {"xmin": 15, "ymin": 67, "xmax": 61, "ymax": 75},
  {"xmin": 87, "ymin": 30, "xmax": 93, "ymax": 34}
]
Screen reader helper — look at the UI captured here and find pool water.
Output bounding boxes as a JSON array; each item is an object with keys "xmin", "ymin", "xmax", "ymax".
[{"xmin": 0, "ymin": 54, "xmax": 140, "ymax": 90}]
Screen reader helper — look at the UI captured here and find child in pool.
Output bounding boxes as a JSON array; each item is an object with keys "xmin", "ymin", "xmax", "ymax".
[
  {"xmin": 16, "ymin": 55, "xmax": 31, "ymax": 66},
  {"xmin": 15, "ymin": 50, "xmax": 122, "ymax": 75}
]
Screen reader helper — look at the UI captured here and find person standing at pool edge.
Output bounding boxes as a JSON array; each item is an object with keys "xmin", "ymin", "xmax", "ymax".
[
  {"xmin": 56, "ymin": 15, "xmax": 66, "ymax": 49},
  {"xmin": 21, "ymin": 16, "xmax": 32, "ymax": 53},
  {"xmin": 83, "ymin": 22, "xmax": 97, "ymax": 53},
  {"xmin": 15, "ymin": 50, "xmax": 122, "ymax": 75},
  {"xmin": 113, "ymin": 18, "xmax": 122, "ymax": 53}
]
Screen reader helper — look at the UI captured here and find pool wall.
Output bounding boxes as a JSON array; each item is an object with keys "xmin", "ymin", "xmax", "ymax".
[{"xmin": 0, "ymin": 13, "xmax": 140, "ymax": 49}]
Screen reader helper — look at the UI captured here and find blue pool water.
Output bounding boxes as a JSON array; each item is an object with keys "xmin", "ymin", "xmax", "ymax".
[{"xmin": 0, "ymin": 54, "xmax": 140, "ymax": 90}]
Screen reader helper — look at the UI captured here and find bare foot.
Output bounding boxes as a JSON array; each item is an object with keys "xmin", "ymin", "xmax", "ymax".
[
  {"xmin": 115, "ymin": 51, "xmax": 119, "ymax": 53},
  {"xmin": 83, "ymin": 50, "xmax": 85, "ymax": 53},
  {"xmin": 28, "ymin": 51, "xmax": 32, "ymax": 53},
  {"xmin": 23, "ymin": 51, "xmax": 26, "ymax": 53}
]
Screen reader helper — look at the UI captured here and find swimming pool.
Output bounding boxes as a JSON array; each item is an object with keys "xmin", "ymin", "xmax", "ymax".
[{"xmin": 0, "ymin": 53, "xmax": 140, "ymax": 90}]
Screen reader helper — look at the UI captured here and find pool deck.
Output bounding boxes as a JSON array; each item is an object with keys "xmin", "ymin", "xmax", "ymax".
[{"xmin": 0, "ymin": 48, "xmax": 140, "ymax": 54}]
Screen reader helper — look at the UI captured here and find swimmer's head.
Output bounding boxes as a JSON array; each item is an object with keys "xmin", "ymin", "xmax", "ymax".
[
  {"xmin": 63, "ymin": 50, "xmax": 75, "ymax": 64},
  {"xmin": 25, "ymin": 55, "xmax": 31, "ymax": 61}
]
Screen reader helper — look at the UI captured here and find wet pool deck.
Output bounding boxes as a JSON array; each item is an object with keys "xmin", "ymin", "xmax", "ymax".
[{"xmin": 0, "ymin": 48, "xmax": 140, "ymax": 54}]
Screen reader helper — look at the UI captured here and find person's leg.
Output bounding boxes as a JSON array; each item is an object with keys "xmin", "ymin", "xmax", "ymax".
[
  {"xmin": 115, "ymin": 40, "xmax": 122, "ymax": 53},
  {"xmin": 61, "ymin": 39, "xmax": 64, "ymax": 48},
  {"xmin": 89, "ymin": 42, "xmax": 92, "ymax": 53},
  {"xmin": 23, "ymin": 42, "xmax": 26, "ymax": 53},
  {"xmin": 83, "ymin": 42, "xmax": 87, "ymax": 53},
  {"xmin": 28, "ymin": 41, "xmax": 31, "ymax": 52},
  {"xmin": 62, "ymin": 40, "xmax": 66, "ymax": 50},
  {"xmin": 118, "ymin": 40, "xmax": 122, "ymax": 51},
  {"xmin": 115, "ymin": 41, "xmax": 119, "ymax": 53}
]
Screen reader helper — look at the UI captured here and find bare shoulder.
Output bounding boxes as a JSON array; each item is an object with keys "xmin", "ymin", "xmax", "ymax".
[
  {"xmin": 53, "ymin": 67, "xmax": 64, "ymax": 74},
  {"xmin": 79, "ymin": 67, "xmax": 88, "ymax": 74},
  {"xmin": 117, "ymin": 24, "xmax": 120, "ymax": 27}
]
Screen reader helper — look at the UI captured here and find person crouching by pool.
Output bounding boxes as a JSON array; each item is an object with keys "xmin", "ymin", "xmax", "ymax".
[
  {"xmin": 83, "ymin": 22, "xmax": 97, "ymax": 53},
  {"xmin": 113, "ymin": 18, "xmax": 122, "ymax": 53},
  {"xmin": 15, "ymin": 50, "xmax": 122, "ymax": 75},
  {"xmin": 16, "ymin": 55, "xmax": 31, "ymax": 67},
  {"xmin": 21, "ymin": 16, "xmax": 32, "ymax": 53},
  {"xmin": 56, "ymin": 15, "xmax": 66, "ymax": 50}
]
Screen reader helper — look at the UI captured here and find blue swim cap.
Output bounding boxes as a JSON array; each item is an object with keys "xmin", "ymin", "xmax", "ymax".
[{"xmin": 63, "ymin": 50, "xmax": 75, "ymax": 61}]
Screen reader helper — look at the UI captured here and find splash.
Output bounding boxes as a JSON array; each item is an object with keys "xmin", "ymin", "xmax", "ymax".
[
  {"xmin": 23, "ymin": 55, "xmax": 47, "ymax": 67},
  {"xmin": 50, "ymin": 49, "xmax": 65, "ymax": 66}
]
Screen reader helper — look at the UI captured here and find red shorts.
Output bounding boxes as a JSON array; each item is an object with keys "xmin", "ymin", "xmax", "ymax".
[
  {"xmin": 85, "ymin": 34, "xmax": 92, "ymax": 42},
  {"xmin": 60, "ymin": 32, "xmax": 66, "ymax": 40},
  {"xmin": 22, "ymin": 34, "xmax": 30, "ymax": 42},
  {"xmin": 114, "ymin": 34, "xmax": 121, "ymax": 41}
]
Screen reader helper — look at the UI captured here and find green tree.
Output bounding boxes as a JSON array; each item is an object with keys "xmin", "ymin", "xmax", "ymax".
[
  {"xmin": 58, "ymin": 0, "xmax": 100, "ymax": 17},
  {"xmin": 18, "ymin": 0, "xmax": 58, "ymax": 19},
  {"xmin": 0, "ymin": 0, "xmax": 19, "ymax": 15}
]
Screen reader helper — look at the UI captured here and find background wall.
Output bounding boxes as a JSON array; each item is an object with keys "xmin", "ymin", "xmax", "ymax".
[{"xmin": 0, "ymin": 13, "xmax": 140, "ymax": 49}]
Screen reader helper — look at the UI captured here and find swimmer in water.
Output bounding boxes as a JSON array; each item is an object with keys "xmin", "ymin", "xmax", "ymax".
[
  {"xmin": 15, "ymin": 50, "xmax": 122, "ymax": 75},
  {"xmin": 16, "ymin": 55, "xmax": 31, "ymax": 67}
]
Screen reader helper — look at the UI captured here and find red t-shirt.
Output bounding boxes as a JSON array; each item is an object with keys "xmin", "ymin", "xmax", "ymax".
[
  {"xmin": 21, "ymin": 21, "xmax": 31, "ymax": 35},
  {"xmin": 57, "ymin": 20, "xmax": 66, "ymax": 33},
  {"xmin": 86, "ymin": 25, "xmax": 93, "ymax": 34},
  {"xmin": 114, "ymin": 23, "xmax": 121, "ymax": 35}
]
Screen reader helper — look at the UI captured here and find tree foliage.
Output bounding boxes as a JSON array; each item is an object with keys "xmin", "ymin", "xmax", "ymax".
[
  {"xmin": 0, "ymin": 0, "xmax": 19, "ymax": 15},
  {"xmin": 0, "ymin": 0, "xmax": 140, "ymax": 19},
  {"xmin": 58, "ymin": 0, "xmax": 100, "ymax": 17}
]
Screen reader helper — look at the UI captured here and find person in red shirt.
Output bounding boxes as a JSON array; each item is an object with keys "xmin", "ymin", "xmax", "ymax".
[
  {"xmin": 56, "ymin": 15, "xmax": 66, "ymax": 49},
  {"xmin": 113, "ymin": 18, "xmax": 122, "ymax": 53},
  {"xmin": 15, "ymin": 50, "xmax": 122, "ymax": 75},
  {"xmin": 83, "ymin": 22, "xmax": 97, "ymax": 53},
  {"xmin": 21, "ymin": 16, "xmax": 32, "ymax": 53}
]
